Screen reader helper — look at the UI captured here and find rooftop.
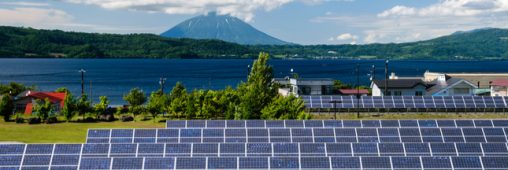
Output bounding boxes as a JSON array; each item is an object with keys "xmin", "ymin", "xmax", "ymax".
[{"xmin": 372, "ymin": 79, "xmax": 428, "ymax": 89}]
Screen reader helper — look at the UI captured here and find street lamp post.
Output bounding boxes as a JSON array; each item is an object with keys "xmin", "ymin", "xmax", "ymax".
[
  {"xmin": 329, "ymin": 100, "xmax": 342, "ymax": 120},
  {"xmin": 79, "ymin": 69, "xmax": 86, "ymax": 97}
]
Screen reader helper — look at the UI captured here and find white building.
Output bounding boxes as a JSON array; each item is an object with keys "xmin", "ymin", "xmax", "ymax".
[
  {"xmin": 426, "ymin": 75, "xmax": 478, "ymax": 96},
  {"xmin": 371, "ymin": 79, "xmax": 428, "ymax": 96},
  {"xmin": 491, "ymin": 79, "xmax": 508, "ymax": 96},
  {"xmin": 274, "ymin": 78, "xmax": 335, "ymax": 96},
  {"xmin": 371, "ymin": 73, "xmax": 477, "ymax": 96}
]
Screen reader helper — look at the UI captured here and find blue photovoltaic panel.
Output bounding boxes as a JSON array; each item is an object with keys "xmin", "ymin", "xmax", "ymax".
[
  {"xmin": 51, "ymin": 155, "xmax": 80, "ymax": 165},
  {"xmin": 207, "ymin": 157, "xmax": 237, "ymax": 169},
  {"xmin": 361, "ymin": 157, "xmax": 391, "ymax": 169},
  {"xmin": 166, "ymin": 120, "xmax": 186, "ymax": 128},
  {"xmin": 143, "ymin": 158, "xmax": 174, "ymax": 170},
  {"xmin": 88, "ymin": 129, "xmax": 110, "ymax": 138},
  {"xmin": 187, "ymin": 120, "xmax": 206, "ymax": 127},
  {"xmin": 0, "ymin": 155, "xmax": 22, "ymax": 166},
  {"xmin": 422, "ymin": 157, "xmax": 452, "ymax": 169},
  {"xmin": 111, "ymin": 129, "xmax": 133, "ymax": 137},
  {"xmin": 331, "ymin": 157, "xmax": 360, "ymax": 169},
  {"xmin": 54, "ymin": 144, "xmax": 81, "ymax": 154},
  {"xmin": 482, "ymin": 157, "xmax": 508, "ymax": 169},
  {"xmin": 270, "ymin": 157, "xmax": 299, "ymax": 169},
  {"xmin": 111, "ymin": 158, "xmax": 143, "ymax": 169},
  {"xmin": 0, "ymin": 145, "xmax": 25, "ymax": 154},
  {"xmin": 25, "ymin": 144, "xmax": 53, "ymax": 154},
  {"xmin": 79, "ymin": 158, "xmax": 111, "ymax": 170},
  {"xmin": 300, "ymin": 157, "xmax": 330, "ymax": 169},
  {"xmin": 303, "ymin": 95, "xmax": 508, "ymax": 109},
  {"xmin": 239, "ymin": 157, "xmax": 268, "ymax": 169},
  {"xmin": 165, "ymin": 144, "xmax": 191, "ymax": 156},
  {"xmin": 391, "ymin": 157, "xmax": 421, "ymax": 169},
  {"xmin": 176, "ymin": 158, "xmax": 206, "ymax": 169},
  {"xmin": 452, "ymin": 156, "xmax": 482, "ymax": 169},
  {"xmin": 246, "ymin": 143, "xmax": 271, "ymax": 156}
]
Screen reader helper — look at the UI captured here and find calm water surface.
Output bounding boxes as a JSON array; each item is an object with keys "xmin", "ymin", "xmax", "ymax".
[{"xmin": 1, "ymin": 59, "xmax": 507, "ymax": 104}]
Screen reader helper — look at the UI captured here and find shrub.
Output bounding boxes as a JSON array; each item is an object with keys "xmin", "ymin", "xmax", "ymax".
[
  {"xmin": 28, "ymin": 117, "xmax": 41, "ymax": 124},
  {"xmin": 99, "ymin": 113, "xmax": 115, "ymax": 122},
  {"xmin": 46, "ymin": 116, "xmax": 58, "ymax": 124},
  {"xmin": 121, "ymin": 115, "xmax": 134, "ymax": 122}
]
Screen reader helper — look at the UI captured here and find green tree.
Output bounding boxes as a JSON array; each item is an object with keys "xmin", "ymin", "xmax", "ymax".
[
  {"xmin": 147, "ymin": 91, "xmax": 168, "ymax": 120},
  {"xmin": 0, "ymin": 95, "xmax": 14, "ymax": 122},
  {"xmin": 236, "ymin": 52, "xmax": 277, "ymax": 119},
  {"xmin": 76, "ymin": 95, "xmax": 91, "ymax": 119},
  {"xmin": 260, "ymin": 95, "xmax": 311, "ymax": 120},
  {"xmin": 168, "ymin": 83, "xmax": 187, "ymax": 118},
  {"xmin": 123, "ymin": 88, "xmax": 146, "ymax": 117},
  {"xmin": 333, "ymin": 80, "xmax": 352, "ymax": 90},
  {"xmin": 61, "ymin": 92, "xmax": 76, "ymax": 122},
  {"xmin": 55, "ymin": 87, "xmax": 70, "ymax": 93},
  {"xmin": 0, "ymin": 82, "xmax": 35, "ymax": 96},
  {"xmin": 222, "ymin": 87, "xmax": 239, "ymax": 120},
  {"xmin": 94, "ymin": 96, "xmax": 109, "ymax": 118},
  {"xmin": 33, "ymin": 98, "xmax": 52, "ymax": 121}
]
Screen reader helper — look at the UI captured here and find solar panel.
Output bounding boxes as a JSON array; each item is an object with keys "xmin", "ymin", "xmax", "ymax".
[
  {"xmin": 208, "ymin": 157, "xmax": 237, "ymax": 169},
  {"xmin": 239, "ymin": 157, "xmax": 268, "ymax": 169},
  {"xmin": 143, "ymin": 158, "xmax": 174, "ymax": 169},
  {"xmin": 270, "ymin": 157, "xmax": 299, "ymax": 169},
  {"xmin": 111, "ymin": 158, "xmax": 143, "ymax": 169},
  {"xmin": 175, "ymin": 157, "xmax": 206, "ymax": 169},
  {"xmin": 302, "ymin": 95, "xmax": 508, "ymax": 109},
  {"xmin": 300, "ymin": 157, "xmax": 330, "ymax": 169}
]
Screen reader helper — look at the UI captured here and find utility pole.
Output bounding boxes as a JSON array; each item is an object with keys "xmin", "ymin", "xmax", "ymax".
[
  {"xmin": 159, "ymin": 77, "xmax": 167, "ymax": 93},
  {"xmin": 247, "ymin": 65, "xmax": 251, "ymax": 77},
  {"xmin": 79, "ymin": 69, "xmax": 86, "ymax": 97},
  {"xmin": 356, "ymin": 64, "xmax": 360, "ymax": 119},
  {"xmin": 370, "ymin": 65, "xmax": 376, "ymax": 82},
  {"xmin": 384, "ymin": 60, "xmax": 389, "ymax": 96},
  {"xmin": 89, "ymin": 80, "xmax": 92, "ymax": 104}
]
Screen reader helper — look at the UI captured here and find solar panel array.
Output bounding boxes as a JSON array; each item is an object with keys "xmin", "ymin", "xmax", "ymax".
[
  {"xmin": 87, "ymin": 127, "xmax": 508, "ymax": 143},
  {"xmin": 3, "ymin": 119, "xmax": 508, "ymax": 169},
  {"xmin": 302, "ymin": 96, "xmax": 508, "ymax": 109}
]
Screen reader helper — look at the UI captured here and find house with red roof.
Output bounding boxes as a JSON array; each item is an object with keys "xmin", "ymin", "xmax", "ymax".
[
  {"xmin": 338, "ymin": 89, "xmax": 370, "ymax": 96},
  {"xmin": 14, "ymin": 90, "xmax": 66, "ymax": 115},
  {"xmin": 491, "ymin": 79, "xmax": 508, "ymax": 96}
]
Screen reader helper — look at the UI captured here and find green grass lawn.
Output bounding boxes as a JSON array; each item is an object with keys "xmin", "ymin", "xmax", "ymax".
[{"xmin": 0, "ymin": 118, "xmax": 164, "ymax": 143}]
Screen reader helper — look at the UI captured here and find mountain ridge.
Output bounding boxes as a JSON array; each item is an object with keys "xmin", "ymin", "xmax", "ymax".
[{"xmin": 160, "ymin": 13, "xmax": 290, "ymax": 45}]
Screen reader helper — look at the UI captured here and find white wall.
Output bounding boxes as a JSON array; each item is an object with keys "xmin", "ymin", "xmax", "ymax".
[
  {"xmin": 491, "ymin": 86, "xmax": 508, "ymax": 96},
  {"xmin": 371, "ymin": 84, "xmax": 426, "ymax": 96}
]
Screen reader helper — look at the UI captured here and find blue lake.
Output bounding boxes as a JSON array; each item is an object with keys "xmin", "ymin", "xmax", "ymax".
[{"xmin": 1, "ymin": 59, "xmax": 507, "ymax": 105}]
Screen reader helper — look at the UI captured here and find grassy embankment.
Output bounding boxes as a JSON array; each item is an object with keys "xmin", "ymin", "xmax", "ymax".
[
  {"xmin": 2, "ymin": 113, "xmax": 508, "ymax": 143},
  {"xmin": 0, "ymin": 117, "xmax": 164, "ymax": 143}
]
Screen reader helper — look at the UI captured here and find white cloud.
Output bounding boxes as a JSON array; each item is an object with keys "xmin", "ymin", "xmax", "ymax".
[
  {"xmin": 0, "ymin": 7, "xmax": 74, "ymax": 27},
  {"xmin": 0, "ymin": 2, "xmax": 50, "ymax": 7},
  {"xmin": 311, "ymin": 0, "xmax": 508, "ymax": 44},
  {"xmin": 329, "ymin": 33, "xmax": 358, "ymax": 44},
  {"xmin": 0, "ymin": 7, "xmax": 165, "ymax": 34},
  {"xmin": 379, "ymin": 0, "xmax": 508, "ymax": 18},
  {"xmin": 61, "ymin": 0, "xmax": 300, "ymax": 22}
]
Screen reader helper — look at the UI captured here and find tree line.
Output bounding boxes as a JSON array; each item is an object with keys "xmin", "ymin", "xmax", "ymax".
[{"xmin": 0, "ymin": 53, "xmax": 311, "ymax": 123}]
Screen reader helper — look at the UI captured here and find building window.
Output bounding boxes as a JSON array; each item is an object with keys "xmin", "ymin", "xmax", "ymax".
[
  {"xmin": 454, "ymin": 88, "xmax": 469, "ymax": 95},
  {"xmin": 393, "ymin": 91, "xmax": 402, "ymax": 96},
  {"xmin": 415, "ymin": 91, "xmax": 423, "ymax": 96}
]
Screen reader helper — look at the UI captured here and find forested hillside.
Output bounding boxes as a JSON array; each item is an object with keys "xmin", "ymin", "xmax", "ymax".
[{"xmin": 1, "ymin": 26, "xmax": 507, "ymax": 60}]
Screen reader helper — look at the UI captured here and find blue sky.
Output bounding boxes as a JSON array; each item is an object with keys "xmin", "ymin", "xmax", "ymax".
[{"xmin": 1, "ymin": 0, "xmax": 507, "ymax": 45}]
